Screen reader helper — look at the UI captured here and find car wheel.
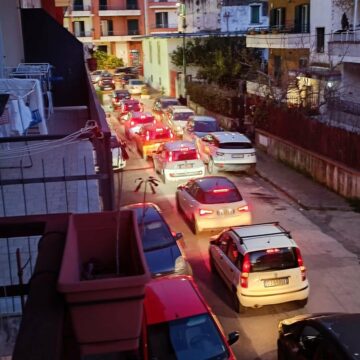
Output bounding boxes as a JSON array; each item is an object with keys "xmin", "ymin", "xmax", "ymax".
[
  {"xmin": 297, "ymin": 298, "xmax": 308, "ymax": 308},
  {"xmin": 162, "ymin": 170, "xmax": 167, "ymax": 184},
  {"xmin": 247, "ymin": 164, "xmax": 256, "ymax": 176},
  {"xmin": 232, "ymin": 287, "xmax": 245, "ymax": 314},
  {"xmin": 209, "ymin": 254, "xmax": 217, "ymax": 274},
  {"xmin": 277, "ymin": 342, "xmax": 286, "ymax": 360},
  {"xmin": 207, "ymin": 158, "xmax": 218, "ymax": 175},
  {"xmin": 191, "ymin": 216, "xmax": 200, "ymax": 235},
  {"xmin": 176, "ymin": 193, "xmax": 183, "ymax": 214}
]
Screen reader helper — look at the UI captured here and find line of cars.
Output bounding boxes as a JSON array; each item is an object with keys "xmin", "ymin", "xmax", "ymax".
[{"xmin": 115, "ymin": 95, "xmax": 358, "ymax": 360}]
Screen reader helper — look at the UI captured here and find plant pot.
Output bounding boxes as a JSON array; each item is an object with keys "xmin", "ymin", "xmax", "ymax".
[{"xmin": 57, "ymin": 210, "xmax": 150, "ymax": 355}]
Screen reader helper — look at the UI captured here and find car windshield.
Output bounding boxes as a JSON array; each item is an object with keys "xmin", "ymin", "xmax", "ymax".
[
  {"xmin": 147, "ymin": 314, "xmax": 229, "ymax": 360},
  {"xmin": 193, "ymin": 121, "xmax": 219, "ymax": 132},
  {"xmin": 219, "ymin": 142, "xmax": 253, "ymax": 149},
  {"xmin": 171, "ymin": 149, "xmax": 198, "ymax": 161},
  {"xmin": 201, "ymin": 188, "xmax": 242, "ymax": 204},
  {"xmin": 130, "ymin": 80, "xmax": 144, "ymax": 85},
  {"xmin": 162, "ymin": 100, "xmax": 179, "ymax": 109},
  {"xmin": 141, "ymin": 220, "xmax": 175, "ymax": 251},
  {"xmin": 173, "ymin": 112, "xmax": 193, "ymax": 121},
  {"xmin": 249, "ymin": 247, "xmax": 298, "ymax": 272}
]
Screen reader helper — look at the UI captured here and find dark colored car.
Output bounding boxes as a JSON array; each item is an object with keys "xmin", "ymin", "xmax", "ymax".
[
  {"xmin": 152, "ymin": 96, "xmax": 180, "ymax": 121},
  {"xmin": 120, "ymin": 203, "xmax": 192, "ymax": 277},
  {"xmin": 112, "ymin": 89, "xmax": 131, "ymax": 109},
  {"xmin": 113, "ymin": 66, "xmax": 135, "ymax": 78},
  {"xmin": 278, "ymin": 313, "xmax": 360, "ymax": 360},
  {"xmin": 119, "ymin": 98, "xmax": 142, "ymax": 116},
  {"xmin": 119, "ymin": 73, "xmax": 138, "ymax": 88},
  {"xmin": 97, "ymin": 72, "xmax": 115, "ymax": 90}
]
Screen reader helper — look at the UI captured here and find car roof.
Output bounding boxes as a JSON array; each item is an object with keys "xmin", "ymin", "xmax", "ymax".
[
  {"xmin": 145, "ymin": 276, "xmax": 207, "ymax": 324},
  {"xmin": 121, "ymin": 202, "xmax": 162, "ymax": 223},
  {"xmin": 189, "ymin": 115, "xmax": 217, "ymax": 122},
  {"xmin": 194, "ymin": 176, "xmax": 237, "ymax": 191},
  {"xmin": 122, "ymin": 99, "xmax": 139, "ymax": 104},
  {"xmin": 210, "ymin": 132, "xmax": 251, "ymax": 143},
  {"xmin": 282, "ymin": 313, "xmax": 360, "ymax": 359},
  {"xmin": 231, "ymin": 223, "xmax": 296, "ymax": 251},
  {"xmin": 164, "ymin": 140, "xmax": 196, "ymax": 151},
  {"xmin": 169, "ymin": 106, "xmax": 194, "ymax": 113},
  {"xmin": 130, "ymin": 111, "xmax": 153, "ymax": 117}
]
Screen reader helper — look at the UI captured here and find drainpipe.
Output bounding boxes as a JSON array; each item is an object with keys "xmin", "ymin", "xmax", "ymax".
[
  {"xmin": 354, "ymin": 0, "xmax": 359, "ymax": 40},
  {"xmin": 144, "ymin": 0, "xmax": 148, "ymax": 35}
]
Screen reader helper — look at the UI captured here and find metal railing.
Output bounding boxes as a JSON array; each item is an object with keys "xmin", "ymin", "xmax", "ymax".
[
  {"xmin": 328, "ymin": 97, "xmax": 360, "ymax": 116},
  {"xmin": 101, "ymin": 30, "xmax": 140, "ymax": 36},
  {"xmin": 74, "ymin": 30, "xmax": 92, "ymax": 37},
  {"xmin": 72, "ymin": 4, "xmax": 92, "ymax": 11},
  {"xmin": 248, "ymin": 20, "xmax": 310, "ymax": 34},
  {"xmin": 151, "ymin": 23, "xmax": 178, "ymax": 29},
  {"xmin": 330, "ymin": 30, "xmax": 360, "ymax": 42},
  {"xmin": 99, "ymin": 3, "xmax": 139, "ymax": 10}
]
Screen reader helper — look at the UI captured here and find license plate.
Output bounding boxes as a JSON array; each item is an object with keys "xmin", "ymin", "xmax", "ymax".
[
  {"xmin": 232, "ymin": 154, "xmax": 244, "ymax": 158},
  {"xmin": 264, "ymin": 278, "xmax": 289, "ymax": 287},
  {"xmin": 178, "ymin": 164, "xmax": 193, "ymax": 169}
]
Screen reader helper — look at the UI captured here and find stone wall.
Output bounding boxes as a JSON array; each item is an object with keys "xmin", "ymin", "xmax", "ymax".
[{"xmin": 256, "ymin": 129, "xmax": 360, "ymax": 198}]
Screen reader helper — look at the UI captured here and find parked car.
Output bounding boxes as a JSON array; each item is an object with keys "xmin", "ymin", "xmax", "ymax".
[
  {"xmin": 152, "ymin": 96, "xmax": 180, "ymax": 121},
  {"xmin": 143, "ymin": 276, "xmax": 239, "ymax": 359},
  {"xmin": 118, "ymin": 98, "xmax": 143, "ymax": 116},
  {"xmin": 153, "ymin": 141, "xmax": 206, "ymax": 184},
  {"xmin": 176, "ymin": 176, "xmax": 251, "ymax": 234},
  {"xmin": 277, "ymin": 313, "xmax": 360, "ymax": 360},
  {"xmin": 197, "ymin": 131, "xmax": 256, "ymax": 175},
  {"xmin": 90, "ymin": 69, "xmax": 105, "ymax": 84},
  {"xmin": 111, "ymin": 89, "xmax": 131, "ymax": 109},
  {"xmin": 120, "ymin": 203, "xmax": 192, "ymax": 277},
  {"xmin": 97, "ymin": 72, "xmax": 115, "ymax": 91},
  {"xmin": 126, "ymin": 79, "xmax": 145, "ymax": 94},
  {"xmin": 133, "ymin": 123, "xmax": 174, "ymax": 160},
  {"xmin": 209, "ymin": 222, "xmax": 309, "ymax": 312},
  {"xmin": 113, "ymin": 66, "xmax": 136, "ymax": 79},
  {"xmin": 164, "ymin": 105, "xmax": 195, "ymax": 137},
  {"xmin": 110, "ymin": 135, "xmax": 127, "ymax": 169},
  {"xmin": 124, "ymin": 111, "xmax": 156, "ymax": 139},
  {"xmin": 183, "ymin": 115, "xmax": 222, "ymax": 143},
  {"xmin": 118, "ymin": 73, "xmax": 138, "ymax": 88}
]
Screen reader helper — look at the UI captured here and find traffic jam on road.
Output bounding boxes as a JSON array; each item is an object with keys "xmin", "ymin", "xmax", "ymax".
[{"xmin": 95, "ymin": 70, "xmax": 359, "ymax": 360}]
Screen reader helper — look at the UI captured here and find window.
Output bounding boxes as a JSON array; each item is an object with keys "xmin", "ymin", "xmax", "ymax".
[
  {"xmin": 294, "ymin": 4, "xmax": 310, "ymax": 33},
  {"xmin": 128, "ymin": 19, "xmax": 139, "ymax": 35},
  {"xmin": 73, "ymin": 21, "xmax": 85, "ymax": 37},
  {"xmin": 316, "ymin": 27, "xmax": 325, "ymax": 53},
  {"xmin": 274, "ymin": 55, "xmax": 282, "ymax": 83},
  {"xmin": 73, "ymin": 0, "xmax": 84, "ymax": 11},
  {"xmin": 149, "ymin": 42, "xmax": 152, "ymax": 63},
  {"xmin": 97, "ymin": 45, "xmax": 107, "ymax": 53},
  {"xmin": 157, "ymin": 41, "xmax": 161, "ymax": 65},
  {"xmin": 299, "ymin": 57, "xmax": 308, "ymax": 68},
  {"xmin": 99, "ymin": 0, "xmax": 107, "ymax": 10},
  {"xmin": 156, "ymin": 12, "xmax": 169, "ymax": 28},
  {"xmin": 270, "ymin": 7, "xmax": 285, "ymax": 30},
  {"xmin": 250, "ymin": 5, "xmax": 261, "ymax": 24},
  {"xmin": 227, "ymin": 240, "xmax": 239, "ymax": 265},
  {"xmin": 101, "ymin": 20, "xmax": 113, "ymax": 36},
  {"xmin": 126, "ymin": 0, "xmax": 138, "ymax": 10}
]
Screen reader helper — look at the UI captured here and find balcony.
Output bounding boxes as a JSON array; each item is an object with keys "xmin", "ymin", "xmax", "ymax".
[
  {"xmin": 64, "ymin": 4, "xmax": 92, "ymax": 17},
  {"xmin": 100, "ymin": 29, "xmax": 140, "ymax": 41},
  {"xmin": 328, "ymin": 31, "xmax": 360, "ymax": 63},
  {"xmin": 150, "ymin": 23, "xmax": 178, "ymax": 33},
  {"xmin": 246, "ymin": 21, "xmax": 310, "ymax": 49},
  {"xmin": 99, "ymin": 4, "xmax": 140, "ymax": 16},
  {"xmin": 73, "ymin": 30, "xmax": 93, "ymax": 41},
  {"xmin": 148, "ymin": 0, "xmax": 178, "ymax": 9}
]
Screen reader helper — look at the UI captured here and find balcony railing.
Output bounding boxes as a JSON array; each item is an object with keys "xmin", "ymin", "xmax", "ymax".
[
  {"xmin": 128, "ymin": 29, "xmax": 140, "ymax": 35},
  {"xmin": 152, "ymin": 23, "xmax": 178, "ymax": 29},
  {"xmin": 99, "ymin": 3, "xmax": 139, "ymax": 10},
  {"xmin": 101, "ymin": 30, "xmax": 139, "ymax": 36},
  {"xmin": 328, "ymin": 97, "xmax": 360, "ymax": 116},
  {"xmin": 330, "ymin": 30, "xmax": 360, "ymax": 42},
  {"xmin": 74, "ymin": 30, "xmax": 92, "ymax": 37},
  {"xmin": 248, "ymin": 20, "xmax": 310, "ymax": 34},
  {"xmin": 72, "ymin": 4, "xmax": 91, "ymax": 11}
]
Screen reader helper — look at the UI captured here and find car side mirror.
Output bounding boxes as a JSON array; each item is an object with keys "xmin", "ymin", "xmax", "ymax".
[
  {"xmin": 227, "ymin": 331, "xmax": 239, "ymax": 346},
  {"xmin": 173, "ymin": 232, "xmax": 183, "ymax": 241}
]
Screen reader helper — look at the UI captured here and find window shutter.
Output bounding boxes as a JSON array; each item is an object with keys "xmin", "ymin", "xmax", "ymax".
[
  {"xmin": 294, "ymin": 5, "xmax": 301, "ymax": 32},
  {"xmin": 270, "ymin": 9, "xmax": 276, "ymax": 27},
  {"xmin": 262, "ymin": 2, "xmax": 268, "ymax": 17},
  {"xmin": 280, "ymin": 7, "xmax": 286, "ymax": 28}
]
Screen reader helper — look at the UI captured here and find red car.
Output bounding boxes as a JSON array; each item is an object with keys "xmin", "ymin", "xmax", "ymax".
[
  {"xmin": 133, "ymin": 123, "xmax": 174, "ymax": 160},
  {"xmin": 142, "ymin": 276, "xmax": 239, "ymax": 359},
  {"xmin": 124, "ymin": 111, "xmax": 156, "ymax": 139},
  {"xmin": 119, "ymin": 98, "xmax": 143, "ymax": 116}
]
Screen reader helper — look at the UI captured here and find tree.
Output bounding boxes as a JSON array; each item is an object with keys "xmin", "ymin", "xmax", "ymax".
[{"xmin": 93, "ymin": 51, "xmax": 124, "ymax": 69}]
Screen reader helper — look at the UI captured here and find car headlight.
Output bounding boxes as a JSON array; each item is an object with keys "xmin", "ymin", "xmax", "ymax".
[{"xmin": 175, "ymin": 256, "xmax": 186, "ymax": 273}]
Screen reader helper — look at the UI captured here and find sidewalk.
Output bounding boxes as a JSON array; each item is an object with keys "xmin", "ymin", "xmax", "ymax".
[{"xmin": 256, "ymin": 149, "xmax": 352, "ymax": 211}]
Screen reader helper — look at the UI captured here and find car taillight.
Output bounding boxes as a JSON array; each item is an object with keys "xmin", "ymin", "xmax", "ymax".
[
  {"xmin": 196, "ymin": 152, "xmax": 200, "ymax": 159},
  {"xmin": 112, "ymin": 80, "xmax": 115, "ymax": 84},
  {"xmin": 238, "ymin": 205, "xmax": 249, "ymax": 212},
  {"xmin": 213, "ymin": 188, "xmax": 229, "ymax": 193},
  {"xmin": 130, "ymin": 120, "xmax": 135, "ymax": 126},
  {"xmin": 170, "ymin": 132, "xmax": 174, "ymax": 138},
  {"xmin": 296, "ymin": 247, "xmax": 307, "ymax": 281},
  {"xmin": 145, "ymin": 131, "xmax": 150, "ymax": 141},
  {"xmin": 153, "ymin": 119, "xmax": 156, "ymax": 124},
  {"xmin": 199, "ymin": 209, "xmax": 213, "ymax": 216},
  {"xmin": 241, "ymin": 254, "xmax": 251, "ymax": 288}
]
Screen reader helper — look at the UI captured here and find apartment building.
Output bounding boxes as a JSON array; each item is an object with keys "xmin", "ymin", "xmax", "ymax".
[
  {"xmin": 63, "ymin": 0, "xmax": 145, "ymax": 67},
  {"xmin": 147, "ymin": 0, "xmax": 179, "ymax": 34}
]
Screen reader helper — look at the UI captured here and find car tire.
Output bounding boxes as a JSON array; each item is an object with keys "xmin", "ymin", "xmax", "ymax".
[
  {"xmin": 176, "ymin": 193, "xmax": 183, "ymax": 214},
  {"xmin": 277, "ymin": 342, "xmax": 286, "ymax": 360},
  {"xmin": 207, "ymin": 158, "xmax": 218, "ymax": 175},
  {"xmin": 297, "ymin": 298, "xmax": 308, "ymax": 308},
  {"xmin": 232, "ymin": 287, "xmax": 245, "ymax": 314},
  {"xmin": 209, "ymin": 254, "xmax": 217, "ymax": 274},
  {"xmin": 247, "ymin": 164, "xmax": 256, "ymax": 176},
  {"xmin": 162, "ymin": 170, "xmax": 167, "ymax": 184},
  {"xmin": 191, "ymin": 215, "xmax": 200, "ymax": 235}
]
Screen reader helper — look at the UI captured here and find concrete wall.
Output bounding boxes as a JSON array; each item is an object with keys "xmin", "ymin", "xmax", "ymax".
[
  {"xmin": 185, "ymin": 0, "xmax": 220, "ymax": 32},
  {"xmin": 255, "ymin": 129, "xmax": 360, "ymax": 198},
  {"xmin": 341, "ymin": 62, "xmax": 360, "ymax": 103}
]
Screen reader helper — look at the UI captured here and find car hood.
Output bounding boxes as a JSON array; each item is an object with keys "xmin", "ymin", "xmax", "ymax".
[{"xmin": 145, "ymin": 244, "xmax": 180, "ymax": 276}]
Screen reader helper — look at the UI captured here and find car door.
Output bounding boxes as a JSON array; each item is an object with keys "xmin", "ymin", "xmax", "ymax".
[
  {"xmin": 212, "ymin": 233, "xmax": 233, "ymax": 287},
  {"xmin": 224, "ymin": 237, "xmax": 241, "ymax": 288},
  {"xmin": 178, "ymin": 181, "xmax": 198, "ymax": 220}
]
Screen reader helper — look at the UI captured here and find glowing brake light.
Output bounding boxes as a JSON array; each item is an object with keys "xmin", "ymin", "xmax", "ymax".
[
  {"xmin": 199, "ymin": 209, "xmax": 213, "ymax": 216},
  {"xmin": 266, "ymin": 248, "xmax": 281, "ymax": 254},
  {"xmin": 155, "ymin": 128, "xmax": 163, "ymax": 132},
  {"xmin": 241, "ymin": 254, "xmax": 251, "ymax": 288},
  {"xmin": 295, "ymin": 247, "xmax": 307, "ymax": 281},
  {"xmin": 145, "ymin": 131, "xmax": 150, "ymax": 141},
  {"xmin": 238, "ymin": 205, "xmax": 249, "ymax": 212},
  {"xmin": 213, "ymin": 188, "xmax": 230, "ymax": 193}
]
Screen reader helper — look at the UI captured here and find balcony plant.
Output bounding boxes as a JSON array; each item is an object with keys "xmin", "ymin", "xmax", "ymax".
[{"xmin": 57, "ymin": 210, "xmax": 150, "ymax": 355}]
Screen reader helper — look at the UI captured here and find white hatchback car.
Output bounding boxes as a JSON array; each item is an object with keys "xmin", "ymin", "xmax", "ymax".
[
  {"xmin": 197, "ymin": 132, "xmax": 256, "ymax": 175},
  {"xmin": 176, "ymin": 176, "xmax": 251, "ymax": 234},
  {"xmin": 209, "ymin": 222, "xmax": 309, "ymax": 312},
  {"xmin": 126, "ymin": 79, "xmax": 145, "ymax": 94},
  {"xmin": 164, "ymin": 105, "xmax": 195, "ymax": 137},
  {"xmin": 153, "ymin": 141, "xmax": 205, "ymax": 184}
]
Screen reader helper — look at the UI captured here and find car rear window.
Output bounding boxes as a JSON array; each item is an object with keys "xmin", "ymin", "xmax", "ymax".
[
  {"xmin": 194, "ymin": 121, "xmax": 219, "ymax": 132},
  {"xmin": 130, "ymin": 80, "xmax": 144, "ymax": 85},
  {"xmin": 173, "ymin": 112, "xmax": 194, "ymax": 121},
  {"xmin": 161, "ymin": 100, "xmax": 179, "ymax": 109},
  {"xmin": 150, "ymin": 129, "xmax": 171, "ymax": 140},
  {"xmin": 219, "ymin": 142, "xmax": 253, "ymax": 149},
  {"xmin": 200, "ymin": 188, "xmax": 242, "ymax": 204},
  {"xmin": 170, "ymin": 149, "xmax": 198, "ymax": 161},
  {"xmin": 142, "ymin": 221, "xmax": 175, "ymax": 251},
  {"xmin": 248, "ymin": 247, "xmax": 298, "ymax": 272}
]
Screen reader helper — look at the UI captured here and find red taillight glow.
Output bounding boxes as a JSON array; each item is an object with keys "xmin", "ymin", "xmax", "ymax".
[
  {"xmin": 241, "ymin": 254, "xmax": 251, "ymax": 288},
  {"xmin": 213, "ymin": 188, "xmax": 229, "ymax": 193},
  {"xmin": 295, "ymin": 247, "xmax": 306, "ymax": 281},
  {"xmin": 145, "ymin": 131, "xmax": 150, "ymax": 141},
  {"xmin": 199, "ymin": 209, "xmax": 213, "ymax": 216},
  {"xmin": 238, "ymin": 205, "xmax": 249, "ymax": 212},
  {"xmin": 266, "ymin": 248, "xmax": 280, "ymax": 254},
  {"xmin": 170, "ymin": 132, "xmax": 174, "ymax": 138}
]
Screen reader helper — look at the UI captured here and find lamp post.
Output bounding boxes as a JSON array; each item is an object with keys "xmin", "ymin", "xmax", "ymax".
[{"xmin": 180, "ymin": 1, "xmax": 187, "ymax": 97}]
